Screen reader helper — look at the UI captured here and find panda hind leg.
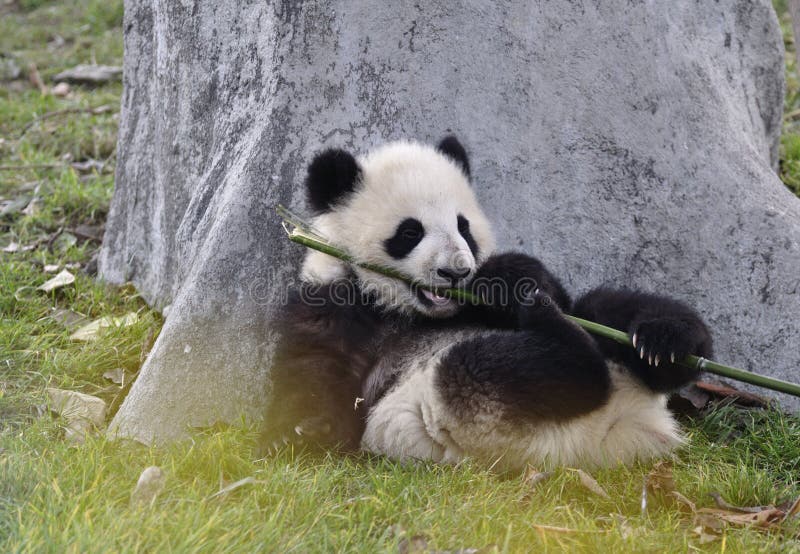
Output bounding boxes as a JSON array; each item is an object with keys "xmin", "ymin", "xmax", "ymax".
[{"xmin": 436, "ymin": 304, "xmax": 611, "ymax": 429}]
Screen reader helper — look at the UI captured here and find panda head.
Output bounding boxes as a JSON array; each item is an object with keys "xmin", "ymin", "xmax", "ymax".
[{"xmin": 300, "ymin": 136, "xmax": 496, "ymax": 318}]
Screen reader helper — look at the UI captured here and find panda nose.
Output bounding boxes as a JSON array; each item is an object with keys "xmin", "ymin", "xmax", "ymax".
[{"xmin": 437, "ymin": 267, "xmax": 471, "ymax": 285}]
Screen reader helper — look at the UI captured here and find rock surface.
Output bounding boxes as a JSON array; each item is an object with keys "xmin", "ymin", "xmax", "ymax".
[{"xmin": 101, "ymin": 0, "xmax": 797, "ymax": 444}]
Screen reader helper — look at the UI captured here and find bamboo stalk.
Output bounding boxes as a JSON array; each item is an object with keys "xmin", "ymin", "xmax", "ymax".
[{"xmin": 277, "ymin": 206, "xmax": 800, "ymax": 398}]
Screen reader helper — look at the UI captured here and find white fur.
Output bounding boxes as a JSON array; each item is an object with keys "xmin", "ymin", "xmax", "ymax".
[
  {"xmin": 300, "ymin": 141, "xmax": 496, "ymax": 317},
  {"xmin": 300, "ymin": 139, "xmax": 682, "ymax": 469},
  {"xmin": 362, "ymin": 360, "xmax": 682, "ymax": 470}
]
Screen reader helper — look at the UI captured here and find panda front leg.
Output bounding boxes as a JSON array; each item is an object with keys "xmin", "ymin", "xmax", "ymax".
[{"xmin": 572, "ymin": 287, "xmax": 713, "ymax": 393}]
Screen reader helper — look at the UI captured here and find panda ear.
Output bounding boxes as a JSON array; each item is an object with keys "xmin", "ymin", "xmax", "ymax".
[
  {"xmin": 436, "ymin": 135, "xmax": 471, "ymax": 178},
  {"xmin": 305, "ymin": 148, "xmax": 362, "ymax": 213}
]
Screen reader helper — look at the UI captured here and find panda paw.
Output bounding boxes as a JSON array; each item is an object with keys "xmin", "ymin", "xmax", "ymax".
[
  {"xmin": 517, "ymin": 288, "xmax": 563, "ymax": 329},
  {"xmin": 630, "ymin": 318, "xmax": 699, "ymax": 368}
]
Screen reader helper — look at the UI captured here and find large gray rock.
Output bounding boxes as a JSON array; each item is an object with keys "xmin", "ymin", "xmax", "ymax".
[{"xmin": 101, "ymin": 0, "xmax": 798, "ymax": 444}]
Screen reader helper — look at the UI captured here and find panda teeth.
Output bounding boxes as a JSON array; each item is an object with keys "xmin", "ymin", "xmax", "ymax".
[{"xmin": 422, "ymin": 289, "xmax": 451, "ymax": 306}]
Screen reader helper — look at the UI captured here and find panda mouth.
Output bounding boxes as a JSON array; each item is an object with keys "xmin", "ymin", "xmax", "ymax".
[{"xmin": 417, "ymin": 287, "xmax": 454, "ymax": 308}]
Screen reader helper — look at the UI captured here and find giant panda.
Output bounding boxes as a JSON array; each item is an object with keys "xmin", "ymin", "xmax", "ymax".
[{"xmin": 259, "ymin": 136, "xmax": 713, "ymax": 470}]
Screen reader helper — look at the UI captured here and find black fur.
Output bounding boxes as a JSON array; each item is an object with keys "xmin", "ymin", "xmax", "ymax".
[
  {"xmin": 305, "ymin": 148, "xmax": 362, "ymax": 213},
  {"xmin": 257, "ymin": 283, "xmax": 382, "ymax": 453},
  {"xmin": 457, "ymin": 214, "xmax": 479, "ymax": 258},
  {"xmin": 260, "ymin": 140, "xmax": 714, "ymax": 459},
  {"xmin": 573, "ymin": 287, "xmax": 713, "ymax": 393},
  {"xmin": 469, "ymin": 251, "xmax": 571, "ymax": 328},
  {"xmin": 438, "ymin": 298, "xmax": 610, "ymax": 423},
  {"xmin": 384, "ymin": 218, "xmax": 425, "ymax": 259},
  {"xmin": 437, "ymin": 135, "xmax": 471, "ymax": 177}
]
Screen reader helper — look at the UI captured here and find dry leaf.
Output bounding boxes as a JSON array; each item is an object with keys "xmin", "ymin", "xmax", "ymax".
[
  {"xmin": 691, "ymin": 525, "xmax": 720, "ymax": 544},
  {"xmin": 397, "ymin": 534, "xmax": 429, "ymax": 554},
  {"xmin": 46, "ymin": 387, "xmax": 107, "ymax": 444},
  {"xmin": 694, "ymin": 512, "xmax": 726, "ymax": 533},
  {"xmin": 38, "ymin": 269, "xmax": 75, "ymax": 292},
  {"xmin": 207, "ymin": 476, "xmax": 266, "ymax": 500},
  {"xmin": 53, "ymin": 64, "xmax": 122, "ymax": 84},
  {"xmin": 70, "ymin": 312, "xmax": 138, "ymax": 341},
  {"xmin": 3, "ymin": 242, "xmax": 19, "ymax": 253},
  {"xmin": 698, "ymin": 507, "xmax": 786, "ymax": 528},
  {"xmin": 575, "ymin": 469, "xmax": 610, "ymax": 499},
  {"xmin": 646, "ymin": 461, "xmax": 676, "ymax": 494},
  {"xmin": 131, "ymin": 466, "xmax": 166, "ymax": 507},
  {"xmin": 102, "ymin": 368, "xmax": 134, "ymax": 386},
  {"xmin": 53, "ymin": 232, "xmax": 77, "ymax": 252},
  {"xmin": 523, "ymin": 466, "xmax": 554, "ymax": 488},
  {"xmin": 43, "ymin": 264, "xmax": 60, "ymax": 273},
  {"xmin": 50, "ymin": 308, "xmax": 88, "ymax": 330},
  {"xmin": 785, "ymin": 497, "xmax": 800, "ymax": 520},
  {"xmin": 52, "ymin": 82, "xmax": 70, "ymax": 97},
  {"xmin": 669, "ymin": 491, "xmax": 697, "ymax": 514},
  {"xmin": 1, "ymin": 196, "xmax": 30, "ymax": 216},
  {"xmin": 709, "ymin": 491, "xmax": 771, "ymax": 514}
]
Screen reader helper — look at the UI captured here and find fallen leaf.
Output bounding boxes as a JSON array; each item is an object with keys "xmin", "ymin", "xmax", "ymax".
[
  {"xmin": 52, "ymin": 232, "xmax": 77, "ymax": 252},
  {"xmin": 71, "ymin": 224, "xmax": 104, "ymax": 243},
  {"xmin": 21, "ymin": 197, "xmax": 40, "ymax": 216},
  {"xmin": 698, "ymin": 507, "xmax": 786, "ymax": 528},
  {"xmin": 52, "ymin": 82, "xmax": 70, "ymax": 97},
  {"xmin": 398, "ymin": 534, "xmax": 429, "ymax": 554},
  {"xmin": 37, "ymin": 269, "xmax": 75, "ymax": 292},
  {"xmin": 3, "ymin": 242, "xmax": 19, "ymax": 252},
  {"xmin": 207, "ymin": 476, "xmax": 266, "ymax": 500},
  {"xmin": 43, "ymin": 264, "xmax": 60, "ymax": 273},
  {"xmin": 523, "ymin": 466, "xmax": 554, "ymax": 488},
  {"xmin": 532, "ymin": 524, "xmax": 606, "ymax": 535},
  {"xmin": 70, "ymin": 159, "xmax": 104, "ymax": 173},
  {"xmin": 0, "ymin": 53, "xmax": 21, "ymax": 81},
  {"xmin": 693, "ymin": 512, "xmax": 726, "ymax": 533},
  {"xmin": 691, "ymin": 525, "xmax": 720, "ymax": 544},
  {"xmin": 131, "ymin": 466, "xmax": 166, "ymax": 507},
  {"xmin": 53, "ymin": 64, "xmax": 122, "ymax": 84},
  {"xmin": 694, "ymin": 380, "xmax": 769, "ymax": 408},
  {"xmin": 709, "ymin": 491, "xmax": 772, "ymax": 513},
  {"xmin": 646, "ymin": 461, "xmax": 676, "ymax": 494},
  {"xmin": 102, "ymin": 368, "xmax": 134, "ymax": 386},
  {"xmin": 1, "ymin": 195, "xmax": 31, "ymax": 217},
  {"xmin": 46, "ymin": 387, "xmax": 107, "ymax": 444},
  {"xmin": 669, "ymin": 491, "xmax": 697, "ymax": 514},
  {"xmin": 70, "ymin": 312, "xmax": 139, "ymax": 341},
  {"xmin": 785, "ymin": 497, "xmax": 800, "ymax": 520},
  {"xmin": 575, "ymin": 469, "xmax": 610, "ymax": 499},
  {"xmin": 50, "ymin": 308, "xmax": 88, "ymax": 330}
]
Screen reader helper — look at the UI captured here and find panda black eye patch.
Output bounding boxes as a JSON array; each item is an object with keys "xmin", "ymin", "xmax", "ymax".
[
  {"xmin": 457, "ymin": 214, "xmax": 479, "ymax": 257},
  {"xmin": 384, "ymin": 218, "xmax": 425, "ymax": 259}
]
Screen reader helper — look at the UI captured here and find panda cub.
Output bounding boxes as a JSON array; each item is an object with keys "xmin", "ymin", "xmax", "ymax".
[{"xmin": 259, "ymin": 136, "xmax": 713, "ymax": 470}]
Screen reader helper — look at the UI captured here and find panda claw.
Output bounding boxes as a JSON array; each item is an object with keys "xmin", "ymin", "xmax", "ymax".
[
  {"xmin": 648, "ymin": 354, "xmax": 653, "ymax": 366},
  {"xmin": 632, "ymin": 333, "xmax": 638, "ymax": 348},
  {"xmin": 654, "ymin": 355, "xmax": 660, "ymax": 367},
  {"xmin": 294, "ymin": 425, "xmax": 303, "ymax": 436},
  {"xmin": 670, "ymin": 352, "xmax": 676, "ymax": 364},
  {"xmin": 639, "ymin": 347, "xmax": 645, "ymax": 360}
]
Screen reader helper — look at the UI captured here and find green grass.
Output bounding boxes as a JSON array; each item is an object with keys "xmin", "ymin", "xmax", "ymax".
[{"xmin": 2, "ymin": 1, "xmax": 800, "ymax": 552}]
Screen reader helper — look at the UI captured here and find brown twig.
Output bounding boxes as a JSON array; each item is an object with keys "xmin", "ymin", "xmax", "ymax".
[
  {"xmin": 18, "ymin": 105, "xmax": 114, "ymax": 138},
  {"xmin": 45, "ymin": 227, "xmax": 64, "ymax": 252},
  {"xmin": 66, "ymin": 227, "xmax": 102, "ymax": 243},
  {"xmin": 0, "ymin": 163, "xmax": 65, "ymax": 171},
  {"xmin": 28, "ymin": 62, "xmax": 47, "ymax": 95}
]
